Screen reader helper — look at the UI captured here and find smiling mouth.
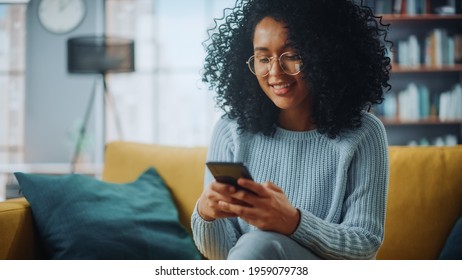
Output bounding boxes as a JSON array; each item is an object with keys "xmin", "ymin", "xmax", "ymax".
[
  {"xmin": 272, "ymin": 83, "xmax": 291, "ymax": 89},
  {"xmin": 271, "ymin": 82, "xmax": 292, "ymax": 95}
]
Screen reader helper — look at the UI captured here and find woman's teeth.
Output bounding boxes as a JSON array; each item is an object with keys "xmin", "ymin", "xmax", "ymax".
[{"xmin": 273, "ymin": 83, "xmax": 290, "ymax": 89}]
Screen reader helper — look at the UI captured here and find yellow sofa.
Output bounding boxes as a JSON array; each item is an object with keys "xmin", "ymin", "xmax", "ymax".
[{"xmin": 1, "ymin": 141, "xmax": 461, "ymax": 260}]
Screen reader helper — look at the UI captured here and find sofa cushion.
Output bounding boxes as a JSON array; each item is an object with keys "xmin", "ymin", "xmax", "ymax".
[
  {"xmin": 14, "ymin": 168, "xmax": 201, "ymax": 260},
  {"xmin": 102, "ymin": 142, "xmax": 208, "ymax": 232}
]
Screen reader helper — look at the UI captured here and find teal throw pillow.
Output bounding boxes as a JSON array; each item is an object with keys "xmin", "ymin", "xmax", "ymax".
[
  {"xmin": 439, "ymin": 215, "xmax": 462, "ymax": 260},
  {"xmin": 15, "ymin": 168, "xmax": 200, "ymax": 260}
]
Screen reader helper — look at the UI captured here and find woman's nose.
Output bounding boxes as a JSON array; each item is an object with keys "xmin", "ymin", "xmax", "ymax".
[{"xmin": 268, "ymin": 58, "xmax": 284, "ymax": 76}]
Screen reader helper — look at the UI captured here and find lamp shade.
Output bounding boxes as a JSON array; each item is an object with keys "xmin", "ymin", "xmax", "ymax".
[{"xmin": 67, "ymin": 36, "xmax": 135, "ymax": 74}]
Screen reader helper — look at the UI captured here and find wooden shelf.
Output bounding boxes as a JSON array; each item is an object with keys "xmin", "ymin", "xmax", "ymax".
[
  {"xmin": 380, "ymin": 14, "xmax": 462, "ymax": 22},
  {"xmin": 380, "ymin": 117, "xmax": 462, "ymax": 126},
  {"xmin": 391, "ymin": 64, "xmax": 462, "ymax": 73}
]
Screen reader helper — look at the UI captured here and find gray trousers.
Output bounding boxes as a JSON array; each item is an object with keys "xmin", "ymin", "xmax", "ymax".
[{"xmin": 227, "ymin": 230, "xmax": 323, "ymax": 260}]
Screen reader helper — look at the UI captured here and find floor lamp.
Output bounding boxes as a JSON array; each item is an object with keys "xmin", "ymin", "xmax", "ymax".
[{"xmin": 67, "ymin": 36, "xmax": 135, "ymax": 173}]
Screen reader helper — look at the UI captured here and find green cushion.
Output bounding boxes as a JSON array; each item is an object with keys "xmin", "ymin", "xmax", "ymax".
[
  {"xmin": 439, "ymin": 215, "xmax": 462, "ymax": 260},
  {"xmin": 14, "ymin": 168, "xmax": 200, "ymax": 260}
]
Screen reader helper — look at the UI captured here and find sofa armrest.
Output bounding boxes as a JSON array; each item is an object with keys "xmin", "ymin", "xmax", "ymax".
[{"xmin": 0, "ymin": 197, "xmax": 44, "ymax": 259}]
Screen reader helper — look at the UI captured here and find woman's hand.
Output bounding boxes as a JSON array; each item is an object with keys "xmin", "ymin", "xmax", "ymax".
[
  {"xmin": 197, "ymin": 181, "xmax": 243, "ymax": 221},
  {"xmin": 218, "ymin": 178, "xmax": 301, "ymax": 235}
]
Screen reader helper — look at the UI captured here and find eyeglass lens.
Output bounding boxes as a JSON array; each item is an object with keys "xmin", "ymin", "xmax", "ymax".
[{"xmin": 248, "ymin": 53, "xmax": 302, "ymax": 76}]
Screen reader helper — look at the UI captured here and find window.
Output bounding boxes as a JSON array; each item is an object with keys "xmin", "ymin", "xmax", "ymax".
[{"xmin": 105, "ymin": 0, "xmax": 235, "ymax": 146}]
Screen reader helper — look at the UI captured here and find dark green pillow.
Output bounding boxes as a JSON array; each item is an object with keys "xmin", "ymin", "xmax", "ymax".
[
  {"xmin": 15, "ymin": 168, "xmax": 200, "ymax": 260},
  {"xmin": 439, "ymin": 215, "xmax": 462, "ymax": 260}
]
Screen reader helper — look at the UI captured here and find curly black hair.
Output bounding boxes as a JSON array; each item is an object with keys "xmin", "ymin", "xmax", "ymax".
[{"xmin": 202, "ymin": 0, "xmax": 391, "ymax": 138}]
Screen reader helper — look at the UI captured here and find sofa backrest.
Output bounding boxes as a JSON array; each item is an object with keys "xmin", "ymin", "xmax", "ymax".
[
  {"xmin": 377, "ymin": 145, "xmax": 462, "ymax": 260},
  {"xmin": 103, "ymin": 141, "xmax": 462, "ymax": 259}
]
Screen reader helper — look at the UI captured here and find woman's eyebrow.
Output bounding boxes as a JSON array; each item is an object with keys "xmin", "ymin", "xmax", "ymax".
[
  {"xmin": 253, "ymin": 47, "xmax": 269, "ymax": 52},
  {"xmin": 253, "ymin": 43, "xmax": 294, "ymax": 52}
]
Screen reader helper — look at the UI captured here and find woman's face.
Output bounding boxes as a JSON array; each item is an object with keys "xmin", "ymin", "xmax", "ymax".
[{"xmin": 252, "ymin": 17, "xmax": 312, "ymax": 128}]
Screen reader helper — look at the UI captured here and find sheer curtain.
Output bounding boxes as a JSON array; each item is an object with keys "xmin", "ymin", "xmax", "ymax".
[
  {"xmin": 0, "ymin": 4, "xmax": 26, "ymax": 200},
  {"xmin": 0, "ymin": 4, "xmax": 25, "ymax": 164},
  {"xmin": 105, "ymin": 0, "xmax": 235, "ymax": 147}
]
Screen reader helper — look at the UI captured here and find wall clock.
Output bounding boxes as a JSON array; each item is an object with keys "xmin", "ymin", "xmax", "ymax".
[{"xmin": 38, "ymin": 0, "xmax": 86, "ymax": 34}]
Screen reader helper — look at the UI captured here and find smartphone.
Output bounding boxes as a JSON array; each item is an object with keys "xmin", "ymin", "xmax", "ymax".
[{"xmin": 206, "ymin": 162, "xmax": 254, "ymax": 192}]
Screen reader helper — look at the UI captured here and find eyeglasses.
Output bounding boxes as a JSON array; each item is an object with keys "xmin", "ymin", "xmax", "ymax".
[{"xmin": 246, "ymin": 52, "xmax": 303, "ymax": 77}]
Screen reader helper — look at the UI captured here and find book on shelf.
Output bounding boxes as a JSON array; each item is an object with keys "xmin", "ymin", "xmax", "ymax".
[
  {"xmin": 397, "ymin": 83, "xmax": 423, "ymax": 121},
  {"xmin": 395, "ymin": 29, "xmax": 461, "ymax": 67},
  {"xmin": 374, "ymin": 0, "xmax": 393, "ymax": 14},
  {"xmin": 371, "ymin": 0, "xmax": 461, "ymax": 15},
  {"xmin": 394, "ymin": 0, "xmax": 403, "ymax": 14},
  {"xmin": 455, "ymin": 34, "xmax": 462, "ymax": 63},
  {"xmin": 398, "ymin": 35, "xmax": 421, "ymax": 67},
  {"xmin": 375, "ymin": 83, "xmax": 462, "ymax": 122},
  {"xmin": 405, "ymin": 0, "xmax": 430, "ymax": 15},
  {"xmin": 439, "ymin": 84, "xmax": 462, "ymax": 121},
  {"xmin": 407, "ymin": 134, "xmax": 458, "ymax": 146}
]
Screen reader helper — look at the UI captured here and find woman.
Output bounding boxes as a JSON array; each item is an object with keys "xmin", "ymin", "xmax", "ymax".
[{"xmin": 191, "ymin": 0, "xmax": 391, "ymax": 260}]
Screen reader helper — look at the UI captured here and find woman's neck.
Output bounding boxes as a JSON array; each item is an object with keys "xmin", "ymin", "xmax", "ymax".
[{"xmin": 278, "ymin": 110, "xmax": 316, "ymax": 131}]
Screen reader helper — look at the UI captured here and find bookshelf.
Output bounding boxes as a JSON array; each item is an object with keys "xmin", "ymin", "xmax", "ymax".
[{"xmin": 370, "ymin": 0, "xmax": 462, "ymax": 146}]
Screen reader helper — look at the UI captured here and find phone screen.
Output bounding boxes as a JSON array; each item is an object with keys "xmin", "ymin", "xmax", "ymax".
[{"xmin": 206, "ymin": 162, "xmax": 253, "ymax": 190}]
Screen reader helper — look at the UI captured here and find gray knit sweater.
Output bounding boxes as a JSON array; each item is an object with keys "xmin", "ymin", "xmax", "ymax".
[{"xmin": 191, "ymin": 112, "xmax": 389, "ymax": 260}]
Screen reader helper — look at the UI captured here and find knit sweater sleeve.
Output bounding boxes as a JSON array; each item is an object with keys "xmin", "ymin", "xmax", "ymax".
[
  {"xmin": 290, "ymin": 114, "xmax": 389, "ymax": 259},
  {"xmin": 191, "ymin": 117, "xmax": 242, "ymax": 259}
]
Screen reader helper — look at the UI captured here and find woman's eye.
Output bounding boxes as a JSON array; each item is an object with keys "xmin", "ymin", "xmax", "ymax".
[
  {"xmin": 284, "ymin": 54, "xmax": 301, "ymax": 61},
  {"xmin": 257, "ymin": 57, "xmax": 270, "ymax": 63}
]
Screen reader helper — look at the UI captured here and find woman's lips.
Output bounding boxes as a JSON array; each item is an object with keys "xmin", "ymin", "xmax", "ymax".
[{"xmin": 271, "ymin": 83, "xmax": 292, "ymax": 95}]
